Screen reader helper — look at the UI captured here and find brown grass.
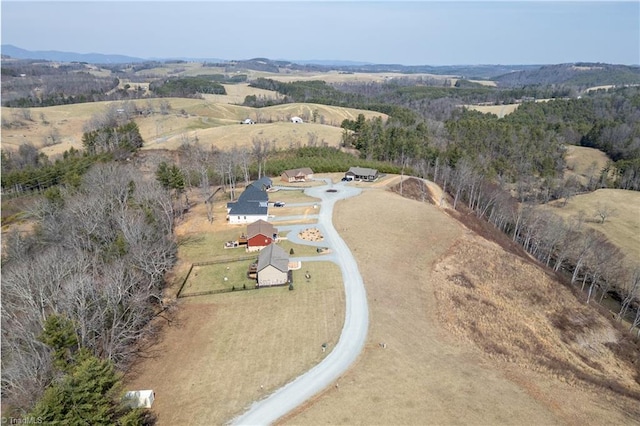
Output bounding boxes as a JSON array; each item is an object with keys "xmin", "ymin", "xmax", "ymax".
[
  {"xmin": 2, "ymin": 99, "xmax": 385, "ymax": 157},
  {"xmin": 565, "ymin": 145, "xmax": 612, "ymax": 185},
  {"xmin": 464, "ymin": 103, "xmax": 520, "ymax": 118},
  {"xmin": 540, "ymin": 189, "xmax": 640, "ymax": 267},
  {"xmin": 126, "ymin": 263, "xmax": 344, "ymax": 425},
  {"xmin": 281, "ymin": 186, "xmax": 640, "ymax": 425},
  {"xmin": 124, "ymin": 183, "xmax": 345, "ymax": 425}
]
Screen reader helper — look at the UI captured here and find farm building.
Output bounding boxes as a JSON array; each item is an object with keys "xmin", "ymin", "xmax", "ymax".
[
  {"xmin": 345, "ymin": 167, "xmax": 379, "ymax": 182},
  {"xmin": 281, "ymin": 167, "xmax": 314, "ymax": 183},
  {"xmin": 241, "ymin": 118, "xmax": 255, "ymax": 124},
  {"xmin": 256, "ymin": 244, "xmax": 290, "ymax": 287},
  {"xmin": 123, "ymin": 390, "xmax": 155, "ymax": 409},
  {"xmin": 246, "ymin": 219, "xmax": 278, "ymax": 251},
  {"xmin": 227, "ymin": 184, "xmax": 269, "ymax": 224},
  {"xmin": 290, "ymin": 116, "xmax": 303, "ymax": 124}
]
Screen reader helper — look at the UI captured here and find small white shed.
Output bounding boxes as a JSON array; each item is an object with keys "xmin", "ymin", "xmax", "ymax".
[
  {"xmin": 242, "ymin": 118, "xmax": 255, "ymax": 124},
  {"xmin": 124, "ymin": 390, "xmax": 155, "ymax": 408},
  {"xmin": 290, "ymin": 116, "xmax": 303, "ymax": 124}
]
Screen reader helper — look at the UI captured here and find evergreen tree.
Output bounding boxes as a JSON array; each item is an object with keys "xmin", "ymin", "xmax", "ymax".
[{"xmin": 31, "ymin": 315, "xmax": 146, "ymax": 425}]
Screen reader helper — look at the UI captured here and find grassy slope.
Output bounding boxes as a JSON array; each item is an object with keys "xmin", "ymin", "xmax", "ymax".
[
  {"xmin": 283, "ymin": 180, "xmax": 640, "ymax": 425},
  {"xmin": 2, "ymin": 96, "xmax": 386, "ymax": 156},
  {"xmin": 540, "ymin": 189, "xmax": 640, "ymax": 268}
]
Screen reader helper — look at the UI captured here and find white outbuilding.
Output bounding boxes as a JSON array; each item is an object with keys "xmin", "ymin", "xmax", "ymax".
[
  {"xmin": 124, "ymin": 390, "xmax": 155, "ymax": 408},
  {"xmin": 290, "ymin": 116, "xmax": 303, "ymax": 124}
]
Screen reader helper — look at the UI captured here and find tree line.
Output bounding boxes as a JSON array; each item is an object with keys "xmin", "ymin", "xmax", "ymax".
[
  {"xmin": 1, "ymin": 162, "xmax": 177, "ymax": 419},
  {"xmin": 1, "ymin": 120, "xmax": 144, "ymax": 196}
]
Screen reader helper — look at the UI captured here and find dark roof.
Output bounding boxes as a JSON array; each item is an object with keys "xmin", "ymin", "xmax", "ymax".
[
  {"xmin": 229, "ymin": 199, "xmax": 267, "ymax": 216},
  {"xmin": 250, "ymin": 177, "xmax": 272, "ymax": 190},
  {"xmin": 228, "ymin": 182, "xmax": 270, "ymax": 216},
  {"xmin": 247, "ymin": 219, "xmax": 277, "ymax": 239},
  {"xmin": 238, "ymin": 185, "xmax": 268, "ymax": 203},
  {"xmin": 257, "ymin": 244, "xmax": 289, "ymax": 273}
]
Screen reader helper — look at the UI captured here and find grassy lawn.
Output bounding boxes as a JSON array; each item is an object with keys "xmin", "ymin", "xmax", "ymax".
[
  {"xmin": 268, "ymin": 188, "xmax": 320, "ymax": 203},
  {"xmin": 270, "ymin": 205, "xmax": 320, "ymax": 219},
  {"xmin": 180, "ymin": 258, "xmax": 258, "ymax": 296},
  {"xmin": 126, "ymin": 261, "xmax": 344, "ymax": 425},
  {"xmin": 177, "ymin": 227, "xmax": 248, "ymax": 262},
  {"xmin": 276, "ymin": 239, "xmax": 325, "ymax": 258}
]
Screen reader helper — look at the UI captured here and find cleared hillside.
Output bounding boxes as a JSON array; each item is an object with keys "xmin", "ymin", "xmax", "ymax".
[
  {"xmin": 540, "ymin": 189, "xmax": 640, "ymax": 267},
  {"xmin": 1, "ymin": 99, "xmax": 386, "ymax": 156},
  {"xmin": 564, "ymin": 145, "xmax": 612, "ymax": 185},
  {"xmin": 283, "ymin": 182, "xmax": 640, "ymax": 425}
]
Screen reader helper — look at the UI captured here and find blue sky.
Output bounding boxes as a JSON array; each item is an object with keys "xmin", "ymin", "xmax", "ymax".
[{"xmin": 1, "ymin": 1, "xmax": 638, "ymax": 65}]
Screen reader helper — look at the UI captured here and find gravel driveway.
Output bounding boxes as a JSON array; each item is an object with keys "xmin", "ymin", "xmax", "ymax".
[{"xmin": 231, "ymin": 179, "xmax": 369, "ymax": 425}]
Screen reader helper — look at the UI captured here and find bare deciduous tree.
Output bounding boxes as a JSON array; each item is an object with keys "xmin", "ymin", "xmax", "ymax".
[
  {"xmin": 594, "ymin": 202, "xmax": 617, "ymax": 224},
  {"xmin": 1, "ymin": 163, "xmax": 176, "ymax": 412}
]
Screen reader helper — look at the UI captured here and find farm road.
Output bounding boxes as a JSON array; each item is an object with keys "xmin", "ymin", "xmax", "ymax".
[{"xmin": 231, "ymin": 180, "xmax": 369, "ymax": 425}]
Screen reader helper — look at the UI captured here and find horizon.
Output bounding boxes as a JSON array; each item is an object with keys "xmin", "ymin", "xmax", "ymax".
[{"xmin": 1, "ymin": 1, "xmax": 639, "ymax": 66}]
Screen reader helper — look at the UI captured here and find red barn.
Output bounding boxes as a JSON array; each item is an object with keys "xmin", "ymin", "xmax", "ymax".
[{"xmin": 246, "ymin": 220, "xmax": 278, "ymax": 252}]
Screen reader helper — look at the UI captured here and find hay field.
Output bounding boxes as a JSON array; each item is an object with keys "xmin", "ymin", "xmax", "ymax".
[
  {"xmin": 2, "ymin": 97, "xmax": 385, "ymax": 156},
  {"xmin": 145, "ymin": 122, "xmax": 346, "ymax": 151},
  {"xmin": 250, "ymin": 70, "xmax": 454, "ymax": 84},
  {"xmin": 283, "ymin": 187, "xmax": 640, "ymax": 425},
  {"xmin": 564, "ymin": 145, "xmax": 612, "ymax": 185},
  {"xmin": 540, "ymin": 189, "xmax": 640, "ymax": 266},
  {"xmin": 202, "ymin": 83, "xmax": 284, "ymax": 105},
  {"xmin": 464, "ymin": 103, "xmax": 520, "ymax": 118}
]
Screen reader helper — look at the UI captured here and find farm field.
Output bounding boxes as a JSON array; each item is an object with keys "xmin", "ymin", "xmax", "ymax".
[
  {"xmin": 1, "ymin": 97, "xmax": 386, "ymax": 156},
  {"xmin": 540, "ymin": 188, "xmax": 640, "ymax": 267},
  {"xmin": 464, "ymin": 103, "xmax": 520, "ymax": 118}
]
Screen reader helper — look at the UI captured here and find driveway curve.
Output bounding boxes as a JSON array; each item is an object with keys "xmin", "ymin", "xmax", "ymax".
[{"xmin": 231, "ymin": 180, "xmax": 369, "ymax": 425}]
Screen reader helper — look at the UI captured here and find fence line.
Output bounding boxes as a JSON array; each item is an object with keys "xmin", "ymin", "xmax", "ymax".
[
  {"xmin": 178, "ymin": 285, "xmax": 256, "ymax": 298},
  {"xmin": 177, "ymin": 255, "xmax": 258, "ymax": 298}
]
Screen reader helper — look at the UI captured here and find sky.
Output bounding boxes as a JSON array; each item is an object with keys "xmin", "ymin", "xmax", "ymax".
[{"xmin": 1, "ymin": 1, "xmax": 638, "ymax": 66}]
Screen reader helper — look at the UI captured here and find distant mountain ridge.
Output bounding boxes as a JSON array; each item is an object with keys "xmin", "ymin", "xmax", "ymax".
[
  {"xmin": 1, "ymin": 44, "xmax": 146, "ymax": 64},
  {"xmin": 1, "ymin": 45, "xmax": 539, "ymax": 79},
  {"xmin": 3, "ymin": 45, "xmax": 639, "ymax": 86},
  {"xmin": 493, "ymin": 63, "xmax": 640, "ymax": 87}
]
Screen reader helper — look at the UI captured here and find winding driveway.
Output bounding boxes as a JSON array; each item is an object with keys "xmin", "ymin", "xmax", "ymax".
[{"xmin": 231, "ymin": 180, "xmax": 369, "ymax": 425}]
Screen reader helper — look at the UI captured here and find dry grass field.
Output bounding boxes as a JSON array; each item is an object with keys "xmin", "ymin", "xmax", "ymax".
[
  {"xmin": 540, "ymin": 189, "xmax": 640, "ymax": 267},
  {"xmin": 281, "ymin": 182, "xmax": 640, "ymax": 426},
  {"xmin": 564, "ymin": 144, "xmax": 612, "ymax": 185},
  {"xmin": 2, "ymin": 97, "xmax": 385, "ymax": 156},
  {"xmin": 464, "ymin": 103, "xmax": 520, "ymax": 118}
]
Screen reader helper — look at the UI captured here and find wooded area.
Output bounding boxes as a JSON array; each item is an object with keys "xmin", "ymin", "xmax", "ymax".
[{"xmin": 1, "ymin": 163, "xmax": 176, "ymax": 420}]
